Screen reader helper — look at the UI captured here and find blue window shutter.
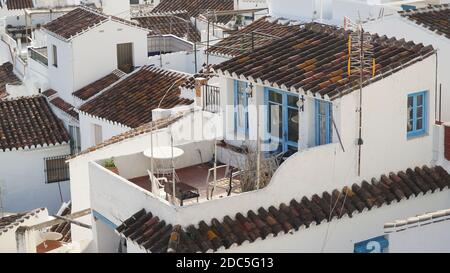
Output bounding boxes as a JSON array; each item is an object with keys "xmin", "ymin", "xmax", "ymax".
[
  {"xmin": 407, "ymin": 91, "xmax": 428, "ymax": 138},
  {"xmin": 315, "ymin": 99, "xmax": 320, "ymax": 146}
]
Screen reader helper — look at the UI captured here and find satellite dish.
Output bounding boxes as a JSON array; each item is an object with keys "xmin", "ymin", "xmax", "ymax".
[{"xmin": 40, "ymin": 231, "xmax": 63, "ymax": 241}]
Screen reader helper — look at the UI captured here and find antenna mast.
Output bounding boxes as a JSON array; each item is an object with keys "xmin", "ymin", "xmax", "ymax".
[{"xmin": 344, "ymin": 16, "xmax": 375, "ymax": 176}]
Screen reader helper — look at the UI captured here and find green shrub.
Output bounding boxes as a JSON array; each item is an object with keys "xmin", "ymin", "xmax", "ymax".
[{"xmin": 104, "ymin": 158, "xmax": 116, "ymax": 168}]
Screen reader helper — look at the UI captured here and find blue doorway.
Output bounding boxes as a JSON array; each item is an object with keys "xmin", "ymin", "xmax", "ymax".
[{"xmin": 265, "ymin": 88, "xmax": 299, "ymax": 153}]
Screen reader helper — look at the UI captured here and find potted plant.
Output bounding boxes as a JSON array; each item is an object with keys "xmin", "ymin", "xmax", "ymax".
[{"xmin": 104, "ymin": 158, "xmax": 119, "ymax": 174}]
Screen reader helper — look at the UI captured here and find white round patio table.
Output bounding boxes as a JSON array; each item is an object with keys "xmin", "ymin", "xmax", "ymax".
[
  {"xmin": 143, "ymin": 146, "xmax": 184, "ymax": 160},
  {"xmin": 143, "ymin": 146, "xmax": 184, "ymax": 179}
]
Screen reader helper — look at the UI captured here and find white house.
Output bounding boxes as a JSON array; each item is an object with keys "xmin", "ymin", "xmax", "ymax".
[
  {"xmin": 15, "ymin": 6, "xmax": 151, "ymax": 153},
  {"xmin": 363, "ymin": 4, "xmax": 450, "ymax": 123},
  {"xmin": 77, "ymin": 65, "xmax": 194, "ymax": 150},
  {"xmin": 80, "ymin": 20, "xmax": 450, "ymax": 253},
  {"xmin": 0, "ymin": 96, "xmax": 72, "ymax": 214},
  {"xmin": 40, "ymin": 6, "xmax": 149, "ymax": 105}
]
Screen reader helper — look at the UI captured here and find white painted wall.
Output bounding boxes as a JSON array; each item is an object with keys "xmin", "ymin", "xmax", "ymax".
[
  {"xmin": 148, "ymin": 49, "xmax": 228, "ymax": 74},
  {"xmin": 47, "ymin": 34, "xmax": 74, "ymax": 103},
  {"xmin": 388, "ymin": 216, "xmax": 450, "ymax": 252},
  {"xmin": 0, "ymin": 145, "xmax": 71, "ymax": 214},
  {"xmin": 95, "ymin": 0, "xmax": 131, "ymax": 19},
  {"xmin": 79, "ymin": 113, "xmax": 130, "ymax": 151},
  {"xmin": 364, "ymin": 15, "xmax": 450, "ymax": 123}
]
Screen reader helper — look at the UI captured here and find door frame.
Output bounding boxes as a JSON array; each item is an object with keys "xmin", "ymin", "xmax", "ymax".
[{"xmin": 264, "ymin": 87, "xmax": 299, "ymax": 152}]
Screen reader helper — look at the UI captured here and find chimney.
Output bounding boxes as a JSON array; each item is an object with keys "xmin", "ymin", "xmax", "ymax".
[{"xmin": 194, "ymin": 77, "xmax": 207, "ymax": 107}]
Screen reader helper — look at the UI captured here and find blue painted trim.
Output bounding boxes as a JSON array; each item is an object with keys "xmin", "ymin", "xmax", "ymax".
[
  {"xmin": 407, "ymin": 91, "xmax": 428, "ymax": 138},
  {"xmin": 401, "ymin": 4, "xmax": 416, "ymax": 10},
  {"xmin": 92, "ymin": 209, "xmax": 118, "ymax": 230}
]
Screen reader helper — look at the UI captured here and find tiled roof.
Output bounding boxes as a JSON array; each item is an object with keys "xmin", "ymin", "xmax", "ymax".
[
  {"xmin": 134, "ymin": 13, "xmax": 201, "ymax": 42},
  {"xmin": 49, "ymin": 97, "xmax": 79, "ymax": 120},
  {"xmin": 0, "ymin": 208, "xmax": 45, "ymax": 236},
  {"xmin": 0, "ymin": 62, "xmax": 21, "ymax": 99},
  {"xmin": 213, "ymin": 23, "xmax": 435, "ymax": 101},
  {"xmin": 43, "ymin": 6, "xmax": 145, "ymax": 40},
  {"xmin": 208, "ymin": 16, "xmax": 301, "ymax": 57},
  {"xmin": 70, "ymin": 110, "xmax": 191, "ymax": 159},
  {"xmin": 399, "ymin": 4, "xmax": 450, "ymax": 39},
  {"xmin": 117, "ymin": 165, "xmax": 450, "ymax": 253},
  {"xmin": 5, "ymin": 0, "xmax": 33, "ymax": 10},
  {"xmin": 42, "ymin": 89, "xmax": 57, "ymax": 98},
  {"xmin": 72, "ymin": 71, "xmax": 123, "ymax": 101},
  {"xmin": 43, "ymin": 89, "xmax": 78, "ymax": 119},
  {"xmin": 152, "ymin": 0, "xmax": 234, "ymax": 24},
  {"xmin": 50, "ymin": 203, "xmax": 72, "ymax": 243},
  {"xmin": 0, "ymin": 96, "xmax": 70, "ymax": 151},
  {"xmin": 79, "ymin": 66, "xmax": 193, "ymax": 128}
]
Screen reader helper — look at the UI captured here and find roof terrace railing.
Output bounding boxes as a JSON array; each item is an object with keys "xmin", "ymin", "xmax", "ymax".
[{"xmin": 28, "ymin": 47, "xmax": 48, "ymax": 67}]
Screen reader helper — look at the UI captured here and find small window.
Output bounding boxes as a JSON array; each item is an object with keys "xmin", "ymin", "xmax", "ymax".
[
  {"xmin": 92, "ymin": 124, "xmax": 103, "ymax": 146},
  {"xmin": 69, "ymin": 125, "xmax": 81, "ymax": 154},
  {"xmin": 407, "ymin": 91, "xmax": 428, "ymax": 138},
  {"xmin": 52, "ymin": 45, "xmax": 58, "ymax": 67},
  {"xmin": 315, "ymin": 99, "xmax": 332, "ymax": 146},
  {"xmin": 234, "ymin": 80, "xmax": 249, "ymax": 135},
  {"xmin": 44, "ymin": 155, "xmax": 70, "ymax": 183}
]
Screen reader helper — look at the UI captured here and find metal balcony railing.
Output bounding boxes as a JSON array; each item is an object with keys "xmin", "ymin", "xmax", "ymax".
[{"xmin": 202, "ymin": 85, "xmax": 220, "ymax": 113}]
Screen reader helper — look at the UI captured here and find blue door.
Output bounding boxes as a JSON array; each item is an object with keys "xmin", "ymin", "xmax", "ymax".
[{"xmin": 265, "ymin": 88, "xmax": 299, "ymax": 152}]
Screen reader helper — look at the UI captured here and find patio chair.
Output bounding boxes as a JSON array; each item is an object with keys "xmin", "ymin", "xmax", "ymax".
[
  {"xmin": 147, "ymin": 170, "xmax": 168, "ymax": 199},
  {"xmin": 206, "ymin": 164, "xmax": 245, "ymax": 199}
]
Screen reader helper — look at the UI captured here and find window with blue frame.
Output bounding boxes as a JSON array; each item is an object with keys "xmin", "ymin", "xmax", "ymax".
[
  {"xmin": 265, "ymin": 88, "xmax": 299, "ymax": 153},
  {"xmin": 407, "ymin": 91, "xmax": 428, "ymax": 138},
  {"xmin": 315, "ymin": 99, "xmax": 332, "ymax": 146},
  {"xmin": 234, "ymin": 80, "xmax": 249, "ymax": 135}
]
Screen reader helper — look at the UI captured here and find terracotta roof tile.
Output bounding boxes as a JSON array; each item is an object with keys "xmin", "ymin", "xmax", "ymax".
[
  {"xmin": 0, "ymin": 96, "xmax": 70, "ymax": 151},
  {"xmin": 399, "ymin": 4, "xmax": 450, "ymax": 39},
  {"xmin": 134, "ymin": 13, "xmax": 201, "ymax": 42},
  {"xmin": 151, "ymin": 0, "xmax": 234, "ymax": 24},
  {"xmin": 117, "ymin": 165, "xmax": 450, "ymax": 252},
  {"xmin": 0, "ymin": 62, "xmax": 21, "ymax": 99},
  {"xmin": 43, "ymin": 6, "xmax": 144, "ymax": 40},
  {"xmin": 208, "ymin": 16, "xmax": 300, "ymax": 57},
  {"xmin": 48, "ymin": 96, "xmax": 79, "ymax": 120},
  {"xmin": 213, "ymin": 23, "xmax": 435, "ymax": 100},
  {"xmin": 72, "ymin": 72, "xmax": 122, "ymax": 101},
  {"xmin": 79, "ymin": 66, "xmax": 193, "ymax": 128},
  {"xmin": 42, "ymin": 89, "xmax": 57, "ymax": 98},
  {"xmin": 5, "ymin": 0, "xmax": 33, "ymax": 10}
]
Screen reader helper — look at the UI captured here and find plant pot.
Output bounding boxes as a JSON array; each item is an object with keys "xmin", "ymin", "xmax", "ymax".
[{"xmin": 106, "ymin": 166, "xmax": 119, "ymax": 175}]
